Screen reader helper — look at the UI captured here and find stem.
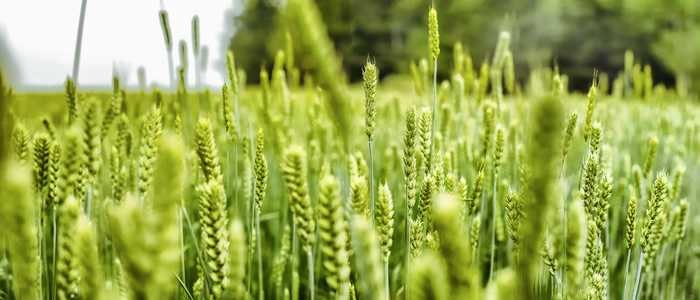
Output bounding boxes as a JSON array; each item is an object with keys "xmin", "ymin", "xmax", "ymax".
[
  {"xmin": 623, "ymin": 249, "xmax": 631, "ymax": 299},
  {"xmin": 194, "ymin": 52, "xmax": 201, "ymax": 89},
  {"xmin": 39, "ymin": 206, "xmax": 47, "ymax": 299},
  {"xmin": 72, "ymin": 0, "xmax": 88, "ymax": 84},
  {"xmin": 307, "ymin": 250, "xmax": 315, "ymax": 300},
  {"xmin": 179, "ymin": 208, "xmax": 186, "ymax": 295},
  {"xmin": 429, "ymin": 59, "xmax": 438, "ymax": 172},
  {"xmin": 247, "ymin": 147, "xmax": 254, "ymax": 295},
  {"xmin": 633, "ymin": 252, "xmax": 644, "ymax": 300},
  {"xmin": 256, "ymin": 208, "xmax": 264, "ymax": 300},
  {"xmin": 404, "ymin": 180, "xmax": 410, "ymax": 300},
  {"xmin": 247, "ymin": 220, "xmax": 252, "ymax": 295},
  {"xmin": 489, "ymin": 171, "xmax": 497, "ymax": 282},
  {"xmin": 670, "ymin": 241, "xmax": 681, "ymax": 299},
  {"xmin": 167, "ymin": 50, "xmax": 175, "ymax": 89},
  {"xmin": 51, "ymin": 209, "xmax": 57, "ymax": 300},
  {"xmin": 291, "ymin": 222, "xmax": 299, "ymax": 300},
  {"xmin": 384, "ymin": 260, "xmax": 390, "ymax": 300},
  {"xmin": 369, "ymin": 138, "xmax": 375, "ymax": 224},
  {"xmin": 560, "ymin": 159, "xmax": 568, "ymax": 300},
  {"xmin": 654, "ymin": 245, "xmax": 667, "ymax": 299}
]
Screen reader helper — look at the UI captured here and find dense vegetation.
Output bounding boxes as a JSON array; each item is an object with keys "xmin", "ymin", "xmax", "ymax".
[
  {"xmin": 0, "ymin": 1, "xmax": 698, "ymax": 299},
  {"xmin": 229, "ymin": 0, "xmax": 700, "ymax": 92}
]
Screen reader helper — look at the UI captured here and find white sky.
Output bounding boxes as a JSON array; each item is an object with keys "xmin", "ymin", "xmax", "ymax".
[{"xmin": 0, "ymin": 0, "xmax": 235, "ymax": 88}]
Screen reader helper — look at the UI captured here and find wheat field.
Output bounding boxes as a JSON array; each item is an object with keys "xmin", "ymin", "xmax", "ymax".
[{"xmin": 0, "ymin": 1, "xmax": 698, "ymax": 300}]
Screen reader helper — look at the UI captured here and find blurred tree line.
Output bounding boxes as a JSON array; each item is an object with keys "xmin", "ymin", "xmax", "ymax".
[{"xmin": 227, "ymin": 0, "xmax": 700, "ymax": 92}]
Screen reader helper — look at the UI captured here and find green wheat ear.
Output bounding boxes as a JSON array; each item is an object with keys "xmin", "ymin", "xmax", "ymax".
[
  {"xmin": 196, "ymin": 179, "xmax": 230, "ymax": 297},
  {"xmin": 222, "ymin": 83, "xmax": 238, "ymax": 143},
  {"xmin": 317, "ymin": 171, "xmax": 351, "ymax": 297},
  {"xmin": 565, "ymin": 198, "xmax": 586, "ymax": 299},
  {"xmin": 0, "ymin": 161, "xmax": 41, "ymax": 299},
  {"xmin": 403, "ymin": 107, "xmax": 418, "ymax": 209},
  {"xmin": 56, "ymin": 195, "xmax": 81, "ymax": 300},
  {"xmin": 225, "ymin": 219, "xmax": 248, "ymax": 299},
  {"xmin": 583, "ymin": 82, "xmax": 597, "ymax": 142},
  {"xmin": 409, "ymin": 252, "xmax": 449, "ymax": 300},
  {"xmin": 75, "ymin": 214, "xmax": 103, "ymax": 300},
  {"xmin": 65, "ymin": 77, "xmax": 78, "ymax": 125},
  {"xmin": 625, "ymin": 185, "xmax": 638, "ymax": 250},
  {"xmin": 151, "ymin": 132, "xmax": 184, "ymax": 291},
  {"xmin": 195, "ymin": 118, "xmax": 223, "ymax": 183},
  {"xmin": 11, "ymin": 122, "xmax": 30, "ymax": 162},
  {"xmin": 253, "ymin": 128, "xmax": 268, "ymax": 211},
  {"xmin": 562, "ymin": 112, "xmax": 578, "ymax": 163},
  {"xmin": 670, "ymin": 198, "xmax": 688, "ymax": 241},
  {"xmin": 47, "ymin": 141, "xmax": 62, "ymax": 207},
  {"xmin": 32, "ymin": 133, "xmax": 51, "ymax": 193},
  {"xmin": 136, "ymin": 108, "xmax": 162, "ymax": 199},
  {"xmin": 433, "ymin": 193, "xmax": 480, "ymax": 298},
  {"xmin": 351, "ymin": 216, "xmax": 386, "ymax": 300},
  {"xmin": 485, "ymin": 268, "xmax": 518, "ymax": 300},
  {"xmin": 350, "ymin": 172, "xmax": 370, "ymax": 218},
  {"xmin": 504, "ymin": 189, "xmax": 522, "ymax": 259},
  {"xmin": 641, "ymin": 174, "xmax": 668, "ymax": 270},
  {"xmin": 418, "ymin": 108, "xmax": 433, "ymax": 173},
  {"xmin": 192, "ymin": 15, "xmax": 200, "ymax": 55},
  {"xmin": 63, "ymin": 126, "xmax": 87, "ymax": 203},
  {"xmin": 376, "ymin": 182, "xmax": 395, "ymax": 262},
  {"xmin": 363, "ymin": 60, "xmax": 378, "ymax": 140},
  {"xmin": 642, "ymin": 136, "xmax": 658, "ymax": 178},
  {"xmin": 82, "ymin": 98, "xmax": 102, "ymax": 180},
  {"xmin": 428, "ymin": 6, "xmax": 440, "ymax": 61},
  {"xmin": 101, "ymin": 89, "xmax": 123, "ymax": 139},
  {"xmin": 282, "ymin": 145, "xmax": 315, "ymax": 252},
  {"xmin": 518, "ymin": 96, "xmax": 563, "ymax": 295},
  {"xmin": 158, "ymin": 10, "xmax": 173, "ymax": 51}
]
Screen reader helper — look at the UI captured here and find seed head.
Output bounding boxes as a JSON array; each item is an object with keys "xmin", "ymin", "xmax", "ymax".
[
  {"xmin": 428, "ymin": 7, "xmax": 440, "ymax": 61},
  {"xmin": 363, "ymin": 60, "xmax": 378, "ymax": 140}
]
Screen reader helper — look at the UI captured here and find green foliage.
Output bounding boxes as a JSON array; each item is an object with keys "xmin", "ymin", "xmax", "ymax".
[{"xmin": 0, "ymin": 162, "xmax": 41, "ymax": 299}]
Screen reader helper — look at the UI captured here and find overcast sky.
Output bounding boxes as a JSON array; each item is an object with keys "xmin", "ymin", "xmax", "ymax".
[{"xmin": 0, "ymin": 0, "xmax": 235, "ymax": 88}]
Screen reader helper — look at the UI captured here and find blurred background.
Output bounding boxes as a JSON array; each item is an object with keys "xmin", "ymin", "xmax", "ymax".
[{"xmin": 1, "ymin": 0, "xmax": 699, "ymax": 93}]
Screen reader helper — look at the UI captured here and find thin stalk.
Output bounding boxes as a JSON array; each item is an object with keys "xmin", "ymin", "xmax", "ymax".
[
  {"xmin": 193, "ymin": 53, "xmax": 200, "ymax": 89},
  {"xmin": 175, "ymin": 273, "xmax": 196, "ymax": 300},
  {"xmin": 256, "ymin": 207, "xmax": 264, "ymax": 300},
  {"xmin": 369, "ymin": 138, "xmax": 375, "ymax": 224},
  {"xmin": 39, "ymin": 205, "xmax": 48, "ymax": 298},
  {"xmin": 429, "ymin": 59, "xmax": 438, "ymax": 171},
  {"xmin": 384, "ymin": 260, "xmax": 390, "ymax": 300},
  {"xmin": 167, "ymin": 50, "xmax": 175, "ymax": 89},
  {"xmin": 623, "ymin": 249, "xmax": 631, "ymax": 299},
  {"xmin": 489, "ymin": 170, "xmax": 497, "ymax": 282},
  {"xmin": 179, "ymin": 207, "xmax": 186, "ymax": 294},
  {"xmin": 291, "ymin": 222, "xmax": 299, "ymax": 300},
  {"xmin": 670, "ymin": 241, "xmax": 681, "ymax": 299},
  {"xmin": 247, "ymin": 217, "xmax": 253, "ymax": 295},
  {"xmin": 633, "ymin": 252, "xmax": 644, "ymax": 300},
  {"xmin": 560, "ymin": 160, "xmax": 568, "ymax": 300},
  {"xmin": 51, "ymin": 209, "xmax": 57, "ymax": 300},
  {"xmin": 654, "ymin": 245, "xmax": 667, "ymax": 299},
  {"xmin": 181, "ymin": 205, "xmax": 211, "ymax": 296},
  {"xmin": 307, "ymin": 250, "xmax": 315, "ymax": 300},
  {"xmin": 72, "ymin": 0, "xmax": 88, "ymax": 84},
  {"xmin": 404, "ymin": 179, "xmax": 410, "ymax": 300}
]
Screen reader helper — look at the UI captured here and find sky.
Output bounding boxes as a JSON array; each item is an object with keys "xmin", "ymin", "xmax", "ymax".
[{"xmin": 0, "ymin": 0, "xmax": 236, "ymax": 89}]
